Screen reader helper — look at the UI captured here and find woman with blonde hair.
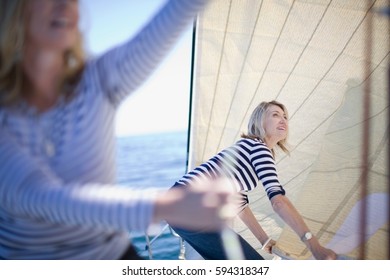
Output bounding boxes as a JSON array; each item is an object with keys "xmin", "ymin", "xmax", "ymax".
[
  {"xmin": 0, "ymin": 0, "xmax": 238, "ymax": 260},
  {"xmin": 170, "ymin": 100, "xmax": 337, "ymax": 260}
]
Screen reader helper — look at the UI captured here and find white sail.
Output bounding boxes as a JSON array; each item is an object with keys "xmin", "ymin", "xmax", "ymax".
[{"xmin": 189, "ymin": 0, "xmax": 389, "ymax": 259}]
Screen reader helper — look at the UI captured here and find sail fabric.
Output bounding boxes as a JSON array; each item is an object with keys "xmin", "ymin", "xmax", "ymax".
[{"xmin": 190, "ymin": 0, "xmax": 389, "ymax": 259}]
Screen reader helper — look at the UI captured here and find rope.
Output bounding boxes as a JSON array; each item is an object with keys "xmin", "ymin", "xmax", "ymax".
[{"xmin": 359, "ymin": 0, "xmax": 374, "ymax": 260}]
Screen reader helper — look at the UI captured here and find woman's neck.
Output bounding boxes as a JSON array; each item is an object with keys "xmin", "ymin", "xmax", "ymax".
[
  {"xmin": 264, "ymin": 137, "xmax": 277, "ymax": 150},
  {"xmin": 23, "ymin": 47, "xmax": 64, "ymax": 112}
]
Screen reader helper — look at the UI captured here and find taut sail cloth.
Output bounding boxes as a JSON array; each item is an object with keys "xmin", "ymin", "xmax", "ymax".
[{"xmin": 188, "ymin": 0, "xmax": 389, "ymax": 259}]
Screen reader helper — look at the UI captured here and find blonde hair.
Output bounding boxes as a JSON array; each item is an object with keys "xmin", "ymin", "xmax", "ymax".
[
  {"xmin": 0, "ymin": 0, "xmax": 85, "ymax": 106},
  {"xmin": 241, "ymin": 100, "xmax": 289, "ymax": 157}
]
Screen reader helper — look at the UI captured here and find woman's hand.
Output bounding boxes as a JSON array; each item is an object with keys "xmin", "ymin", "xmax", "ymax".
[
  {"xmin": 306, "ymin": 239, "xmax": 337, "ymax": 260},
  {"xmin": 316, "ymin": 247, "xmax": 337, "ymax": 260},
  {"xmin": 154, "ymin": 178, "xmax": 237, "ymax": 231},
  {"xmin": 261, "ymin": 238, "xmax": 276, "ymax": 254}
]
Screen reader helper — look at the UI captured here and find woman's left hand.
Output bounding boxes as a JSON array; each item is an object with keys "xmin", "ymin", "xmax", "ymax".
[{"xmin": 261, "ymin": 238, "xmax": 276, "ymax": 254}]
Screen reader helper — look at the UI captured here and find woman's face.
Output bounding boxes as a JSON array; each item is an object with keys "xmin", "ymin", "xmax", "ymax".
[
  {"xmin": 25, "ymin": 0, "xmax": 79, "ymax": 51},
  {"xmin": 263, "ymin": 104, "xmax": 288, "ymax": 142}
]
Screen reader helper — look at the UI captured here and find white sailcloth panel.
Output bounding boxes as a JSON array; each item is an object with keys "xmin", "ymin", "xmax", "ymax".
[{"xmin": 189, "ymin": 0, "xmax": 389, "ymax": 259}]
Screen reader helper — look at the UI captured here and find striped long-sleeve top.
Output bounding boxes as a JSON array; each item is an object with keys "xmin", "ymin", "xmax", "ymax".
[
  {"xmin": 0, "ymin": 0, "xmax": 207, "ymax": 260},
  {"xmin": 175, "ymin": 138, "xmax": 286, "ymax": 210}
]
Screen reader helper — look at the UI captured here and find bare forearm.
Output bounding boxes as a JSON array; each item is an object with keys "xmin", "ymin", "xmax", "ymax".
[
  {"xmin": 270, "ymin": 195, "xmax": 310, "ymax": 237},
  {"xmin": 271, "ymin": 194, "xmax": 337, "ymax": 259},
  {"xmin": 238, "ymin": 206, "xmax": 269, "ymax": 244}
]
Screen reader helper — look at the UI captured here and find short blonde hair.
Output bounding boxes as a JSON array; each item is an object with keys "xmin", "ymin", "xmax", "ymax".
[
  {"xmin": 241, "ymin": 100, "xmax": 289, "ymax": 157},
  {"xmin": 0, "ymin": 0, "xmax": 85, "ymax": 106}
]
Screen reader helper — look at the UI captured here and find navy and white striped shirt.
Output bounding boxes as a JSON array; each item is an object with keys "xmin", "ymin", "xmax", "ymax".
[
  {"xmin": 0, "ymin": 0, "xmax": 207, "ymax": 260},
  {"xmin": 175, "ymin": 138, "xmax": 286, "ymax": 210}
]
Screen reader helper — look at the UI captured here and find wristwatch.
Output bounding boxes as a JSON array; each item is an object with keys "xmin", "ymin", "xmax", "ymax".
[{"xmin": 301, "ymin": 232, "xmax": 313, "ymax": 242}]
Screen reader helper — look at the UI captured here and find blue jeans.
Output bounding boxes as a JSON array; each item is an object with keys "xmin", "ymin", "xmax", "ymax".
[
  {"xmin": 170, "ymin": 226, "xmax": 264, "ymax": 260},
  {"xmin": 169, "ymin": 182, "xmax": 263, "ymax": 260}
]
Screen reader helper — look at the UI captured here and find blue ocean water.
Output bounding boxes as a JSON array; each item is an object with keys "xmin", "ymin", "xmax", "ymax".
[{"xmin": 115, "ymin": 131, "xmax": 189, "ymax": 260}]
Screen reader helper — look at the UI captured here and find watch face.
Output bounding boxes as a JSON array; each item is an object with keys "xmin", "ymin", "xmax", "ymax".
[
  {"xmin": 305, "ymin": 232, "xmax": 313, "ymax": 240},
  {"xmin": 301, "ymin": 232, "xmax": 313, "ymax": 241}
]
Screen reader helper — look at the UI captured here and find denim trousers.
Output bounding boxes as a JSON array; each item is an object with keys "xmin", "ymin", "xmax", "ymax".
[
  {"xmin": 169, "ymin": 182, "xmax": 263, "ymax": 260},
  {"xmin": 170, "ymin": 226, "xmax": 264, "ymax": 260}
]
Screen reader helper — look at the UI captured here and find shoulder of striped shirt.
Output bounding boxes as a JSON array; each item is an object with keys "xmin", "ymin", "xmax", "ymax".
[{"xmin": 237, "ymin": 138, "xmax": 267, "ymax": 147}]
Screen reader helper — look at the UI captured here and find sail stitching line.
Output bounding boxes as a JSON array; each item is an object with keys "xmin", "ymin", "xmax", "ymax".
[
  {"xmin": 349, "ymin": 51, "xmax": 390, "ymax": 89},
  {"xmin": 287, "ymin": 0, "xmax": 377, "ymax": 121},
  {"xmin": 201, "ymin": 0, "xmax": 233, "ymax": 161},
  {"xmin": 326, "ymin": 105, "xmax": 389, "ymax": 135},
  {"xmin": 275, "ymin": 0, "xmax": 378, "ymax": 166},
  {"xmin": 296, "ymin": 1, "xmax": 382, "ymax": 258},
  {"xmin": 216, "ymin": 0, "xmax": 265, "ymax": 152},
  {"xmin": 274, "ymin": 0, "xmax": 333, "ymax": 101},
  {"xmin": 232, "ymin": 0, "xmax": 297, "ymax": 141}
]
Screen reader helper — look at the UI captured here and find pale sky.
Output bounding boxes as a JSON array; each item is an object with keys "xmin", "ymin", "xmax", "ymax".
[{"xmin": 79, "ymin": 0, "xmax": 193, "ymax": 136}]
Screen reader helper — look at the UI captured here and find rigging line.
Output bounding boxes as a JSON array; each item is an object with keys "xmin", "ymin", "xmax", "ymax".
[
  {"xmin": 274, "ymin": 0, "xmax": 333, "ymax": 100},
  {"xmin": 200, "ymin": 0, "xmax": 233, "ymax": 161},
  {"xmin": 216, "ymin": 0, "xmax": 265, "ymax": 152},
  {"xmin": 232, "ymin": 0, "xmax": 297, "ymax": 141},
  {"xmin": 178, "ymin": 17, "xmax": 201, "ymax": 261},
  {"xmin": 288, "ymin": 0, "xmax": 378, "ymax": 121},
  {"xmin": 388, "ymin": 32, "xmax": 390, "ymax": 263},
  {"xmin": 387, "ymin": 0, "xmax": 390, "ymax": 260},
  {"xmin": 186, "ymin": 18, "xmax": 198, "ymax": 172},
  {"xmin": 359, "ymin": 0, "xmax": 374, "ymax": 260}
]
